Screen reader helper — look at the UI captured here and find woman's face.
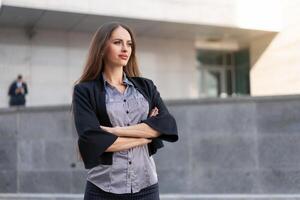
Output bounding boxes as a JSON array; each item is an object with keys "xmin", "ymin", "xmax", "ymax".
[{"xmin": 104, "ymin": 26, "xmax": 132, "ymax": 68}]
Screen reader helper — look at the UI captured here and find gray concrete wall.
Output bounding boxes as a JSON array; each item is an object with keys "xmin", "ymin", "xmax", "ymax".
[{"xmin": 1, "ymin": 95, "xmax": 300, "ymax": 195}]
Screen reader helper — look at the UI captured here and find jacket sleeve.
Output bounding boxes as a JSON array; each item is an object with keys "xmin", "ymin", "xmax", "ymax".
[
  {"xmin": 141, "ymin": 80, "xmax": 178, "ymax": 142},
  {"xmin": 8, "ymin": 83, "xmax": 15, "ymax": 96},
  {"xmin": 72, "ymin": 84, "xmax": 118, "ymax": 168}
]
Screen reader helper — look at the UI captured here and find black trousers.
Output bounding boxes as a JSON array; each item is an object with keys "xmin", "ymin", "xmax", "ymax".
[{"xmin": 84, "ymin": 181, "xmax": 160, "ymax": 200}]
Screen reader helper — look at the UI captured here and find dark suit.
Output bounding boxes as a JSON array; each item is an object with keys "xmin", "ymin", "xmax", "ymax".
[
  {"xmin": 72, "ymin": 73, "xmax": 178, "ymax": 169},
  {"xmin": 8, "ymin": 81, "xmax": 28, "ymax": 106}
]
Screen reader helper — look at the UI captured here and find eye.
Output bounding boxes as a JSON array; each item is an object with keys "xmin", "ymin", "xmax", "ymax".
[
  {"xmin": 127, "ymin": 43, "xmax": 133, "ymax": 46},
  {"xmin": 114, "ymin": 41, "xmax": 121, "ymax": 44}
]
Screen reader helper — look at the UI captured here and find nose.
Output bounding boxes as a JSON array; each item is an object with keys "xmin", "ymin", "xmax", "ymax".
[{"xmin": 121, "ymin": 44, "xmax": 128, "ymax": 52}]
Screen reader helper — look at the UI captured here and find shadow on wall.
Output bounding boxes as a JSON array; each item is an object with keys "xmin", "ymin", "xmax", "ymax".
[{"xmin": 250, "ymin": 32, "xmax": 277, "ymax": 68}]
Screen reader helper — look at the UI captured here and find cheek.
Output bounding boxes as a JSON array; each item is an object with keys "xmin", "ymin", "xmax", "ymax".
[
  {"xmin": 128, "ymin": 48, "xmax": 133, "ymax": 56},
  {"xmin": 105, "ymin": 47, "xmax": 118, "ymax": 59}
]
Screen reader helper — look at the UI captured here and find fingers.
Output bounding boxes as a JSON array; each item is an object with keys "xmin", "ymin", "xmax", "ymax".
[
  {"xmin": 150, "ymin": 107, "xmax": 159, "ymax": 117},
  {"xmin": 143, "ymin": 138, "xmax": 152, "ymax": 144},
  {"xmin": 100, "ymin": 125, "xmax": 111, "ymax": 133},
  {"xmin": 138, "ymin": 138, "xmax": 152, "ymax": 147}
]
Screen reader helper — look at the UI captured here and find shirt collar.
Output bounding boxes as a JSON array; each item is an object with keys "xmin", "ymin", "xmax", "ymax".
[{"xmin": 102, "ymin": 72, "xmax": 134, "ymax": 87}]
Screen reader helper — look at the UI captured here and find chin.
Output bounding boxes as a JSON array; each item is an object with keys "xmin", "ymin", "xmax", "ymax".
[
  {"xmin": 120, "ymin": 61, "xmax": 128, "ymax": 66},
  {"xmin": 113, "ymin": 62, "xmax": 127, "ymax": 67}
]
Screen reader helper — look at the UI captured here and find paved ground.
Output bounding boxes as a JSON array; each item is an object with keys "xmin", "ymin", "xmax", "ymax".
[{"xmin": 2, "ymin": 194, "xmax": 300, "ymax": 200}]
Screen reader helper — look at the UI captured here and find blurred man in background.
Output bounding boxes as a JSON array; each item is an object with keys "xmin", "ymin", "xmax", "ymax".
[{"xmin": 8, "ymin": 74, "xmax": 28, "ymax": 107}]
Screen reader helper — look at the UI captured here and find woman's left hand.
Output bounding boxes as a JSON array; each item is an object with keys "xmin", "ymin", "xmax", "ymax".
[{"xmin": 149, "ymin": 107, "xmax": 159, "ymax": 117}]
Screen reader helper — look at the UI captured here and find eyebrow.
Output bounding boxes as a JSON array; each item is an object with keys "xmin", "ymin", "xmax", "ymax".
[{"xmin": 112, "ymin": 38, "xmax": 132, "ymax": 42}]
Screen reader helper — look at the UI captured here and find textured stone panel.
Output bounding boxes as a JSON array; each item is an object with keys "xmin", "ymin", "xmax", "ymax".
[
  {"xmin": 0, "ymin": 140, "xmax": 17, "ymax": 170},
  {"xmin": 0, "ymin": 170, "xmax": 17, "ymax": 193},
  {"xmin": 256, "ymin": 100, "xmax": 300, "ymax": 135},
  {"xmin": 191, "ymin": 136, "xmax": 257, "ymax": 170},
  {"xmin": 258, "ymin": 135, "xmax": 300, "ymax": 170},
  {"xmin": 19, "ymin": 171, "xmax": 72, "ymax": 193},
  {"xmin": 71, "ymin": 170, "xmax": 87, "ymax": 193},
  {"xmin": 189, "ymin": 169, "xmax": 259, "ymax": 193},
  {"xmin": 188, "ymin": 102, "xmax": 256, "ymax": 136},
  {"xmin": 18, "ymin": 140, "xmax": 45, "ymax": 171},
  {"xmin": 18, "ymin": 111, "xmax": 73, "ymax": 140},
  {"xmin": 157, "ymin": 168, "xmax": 189, "ymax": 193}
]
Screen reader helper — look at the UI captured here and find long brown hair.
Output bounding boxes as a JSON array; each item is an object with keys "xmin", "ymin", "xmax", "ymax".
[{"xmin": 76, "ymin": 21, "xmax": 141, "ymax": 84}]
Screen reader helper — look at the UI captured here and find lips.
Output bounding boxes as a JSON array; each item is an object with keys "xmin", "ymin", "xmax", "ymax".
[{"xmin": 118, "ymin": 55, "xmax": 128, "ymax": 60}]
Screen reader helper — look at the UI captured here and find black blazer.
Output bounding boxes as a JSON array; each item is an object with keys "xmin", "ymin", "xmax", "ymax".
[
  {"xmin": 72, "ymin": 73, "xmax": 178, "ymax": 169},
  {"xmin": 8, "ymin": 81, "xmax": 28, "ymax": 106}
]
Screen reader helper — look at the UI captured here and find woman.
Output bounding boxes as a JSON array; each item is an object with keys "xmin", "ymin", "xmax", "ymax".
[{"xmin": 72, "ymin": 22, "xmax": 178, "ymax": 200}]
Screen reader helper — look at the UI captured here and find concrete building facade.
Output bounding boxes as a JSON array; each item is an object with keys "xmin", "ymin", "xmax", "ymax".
[{"xmin": 0, "ymin": 0, "xmax": 299, "ymax": 108}]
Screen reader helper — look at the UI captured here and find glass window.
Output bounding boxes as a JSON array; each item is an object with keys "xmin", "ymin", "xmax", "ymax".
[{"xmin": 197, "ymin": 49, "xmax": 250, "ymax": 98}]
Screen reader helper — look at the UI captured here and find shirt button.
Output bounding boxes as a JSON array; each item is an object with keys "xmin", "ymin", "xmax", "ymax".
[
  {"xmin": 127, "ymin": 123, "xmax": 130, "ymax": 126},
  {"xmin": 129, "ymin": 161, "xmax": 132, "ymax": 165},
  {"xmin": 123, "ymin": 99, "xmax": 126, "ymax": 102},
  {"xmin": 126, "ymin": 110, "xmax": 129, "ymax": 114}
]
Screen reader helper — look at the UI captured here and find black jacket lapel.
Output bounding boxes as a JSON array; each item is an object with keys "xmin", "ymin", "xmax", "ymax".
[{"xmin": 94, "ymin": 73, "xmax": 113, "ymax": 127}]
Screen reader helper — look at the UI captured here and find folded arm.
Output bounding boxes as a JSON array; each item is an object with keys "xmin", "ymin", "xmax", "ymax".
[
  {"xmin": 105, "ymin": 137, "xmax": 152, "ymax": 152},
  {"xmin": 102, "ymin": 79, "xmax": 178, "ymax": 143},
  {"xmin": 100, "ymin": 107, "xmax": 161, "ymax": 139},
  {"xmin": 140, "ymin": 80, "xmax": 178, "ymax": 142},
  {"xmin": 101, "ymin": 122, "xmax": 160, "ymax": 139}
]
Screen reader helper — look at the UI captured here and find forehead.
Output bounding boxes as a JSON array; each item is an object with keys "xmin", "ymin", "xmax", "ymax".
[{"xmin": 110, "ymin": 26, "xmax": 131, "ymax": 40}]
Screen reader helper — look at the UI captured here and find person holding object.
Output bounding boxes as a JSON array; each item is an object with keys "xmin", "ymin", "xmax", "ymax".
[
  {"xmin": 72, "ymin": 21, "xmax": 178, "ymax": 200},
  {"xmin": 8, "ymin": 74, "xmax": 28, "ymax": 107}
]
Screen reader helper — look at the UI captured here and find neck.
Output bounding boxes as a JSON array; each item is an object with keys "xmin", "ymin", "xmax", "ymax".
[{"xmin": 103, "ymin": 65, "xmax": 124, "ymax": 85}]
